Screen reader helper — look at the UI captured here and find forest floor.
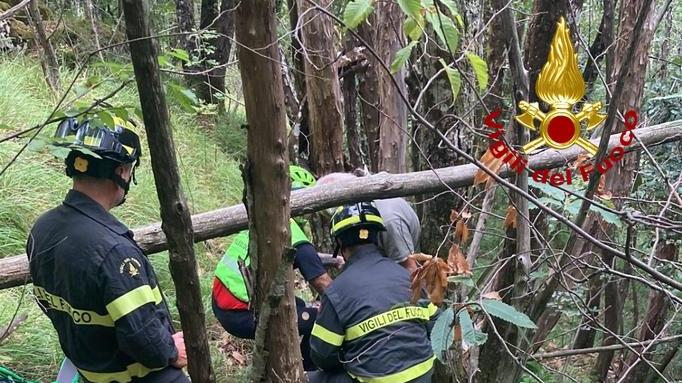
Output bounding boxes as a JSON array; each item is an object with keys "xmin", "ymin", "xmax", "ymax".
[{"xmin": 0, "ymin": 54, "xmax": 257, "ymax": 382}]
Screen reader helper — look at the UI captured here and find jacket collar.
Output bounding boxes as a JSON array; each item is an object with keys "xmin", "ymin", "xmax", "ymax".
[{"xmin": 63, "ymin": 189, "xmax": 131, "ymax": 236}]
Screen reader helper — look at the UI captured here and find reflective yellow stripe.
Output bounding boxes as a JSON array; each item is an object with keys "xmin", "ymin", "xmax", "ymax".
[
  {"xmin": 332, "ymin": 214, "xmax": 384, "ymax": 233},
  {"xmin": 33, "ymin": 286, "xmax": 114, "ymax": 327},
  {"xmin": 106, "ymin": 285, "xmax": 163, "ymax": 322},
  {"xmin": 311, "ymin": 323, "xmax": 344, "ymax": 346},
  {"xmin": 345, "ymin": 306, "xmax": 431, "ymax": 341},
  {"xmin": 428, "ymin": 302, "xmax": 438, "ymax": 317},
  {"xmin": 78, "ymin": 363, "xmax": 164, "ymax": 383},
  {"xmin": 349, "ymin": 355, "xmax": 435, "ymax": 383}
]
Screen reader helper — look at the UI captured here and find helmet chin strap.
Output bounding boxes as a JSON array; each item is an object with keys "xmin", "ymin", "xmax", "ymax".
[{"xmin": 110, "ymin": 165, "xmax": 137, "ymax": 207}]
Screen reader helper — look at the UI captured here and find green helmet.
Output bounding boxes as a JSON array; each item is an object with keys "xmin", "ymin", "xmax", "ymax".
[
  {"xmin": 290, "ymin": 165, "xmax": 316, "ymax": 190},
  {"xmin": 330, "ymin": 202, "xmax": 386, "ymax": 256}
]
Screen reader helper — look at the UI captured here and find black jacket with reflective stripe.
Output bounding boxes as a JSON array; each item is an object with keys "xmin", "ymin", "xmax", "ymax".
[
  {"xmin": 27, "ymin": 190, "xmax": 182, "ymax": 383},
  {"xmin": 310, "ymin": 244, "xmax": 434, "ymax": 382}
]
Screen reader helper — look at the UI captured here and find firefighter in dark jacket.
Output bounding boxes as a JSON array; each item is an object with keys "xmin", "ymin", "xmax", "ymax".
[
  {"xmin": 308, "ymin": 202, "xmax": 436, "ymax": 383},
  {"xmin": 27, "ymin": 118, "xmax": 188, "ymax": 383}
]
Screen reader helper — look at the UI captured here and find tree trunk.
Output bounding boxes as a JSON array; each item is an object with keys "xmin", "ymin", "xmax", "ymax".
[
  {"xmin": 235, "ymin": 0, "xmax": 305, "ymax": 380},
  {"xmin": 196, "ymin": 0, "xmax": 235, "ymax": 104},
  {"xmin": 643, "ymin": 337, "xmax": 681, "ymax": 383},
  {"xmin": 286, "ymin": 0, "xmax": 310, "ymax": 162},
  {"xmin": 375, "ymin": 1, "xmax": 407, "ymax": 173},
  {"xmin": 522, "ymin": 0, "xmax": 582, "ymax": 103},
  {"xmin": 582, "ymin": 0, "xmax": 613, "ymax": 93},
  {"xmin": 593, "ymin": 0, "xmax": 658, "ymax": 377},
  {"xmin": 2, "ymin": 120, "xmax": 681, "ymax": 289},
  {"xmin": 83, "ymin": 0, "xmax": 103, "ymax": 61},
  {"xmin": 342, "ymin": 35, "xmax": 364, "ymax": 170},
  {"xmin": 173, "ymin": 0, "xmax": 199, "ymax": 84},
  {"xmin": 620, "ymin": 243, "xmax": 678, "ymax": 383},
  {"xmin": 296, "ymin": 0, "xmax": 344, "ymax": 176},
  {"xmin": 121, "ymin": 1, "xmax": 215, "ymax": 382},
  {"xmin": 357, "ymin": 17, "xmax": 381, "ymax": 172},
  {"xmin": 572, "ymin": 257, "xmax": 602, "ymax": 349},
  {"xmin": 27, "ymin": 0, "xmax": 60, "ymax": 91}
]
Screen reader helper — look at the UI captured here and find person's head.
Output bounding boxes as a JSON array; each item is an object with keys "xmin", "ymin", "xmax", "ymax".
[
  {"xmin": 55, "ymin": 117, "xmax": 142, "ymax": 209},
  {"xmin": 329, "ymin": 201, "xmax": 386, "ymax": 260}
]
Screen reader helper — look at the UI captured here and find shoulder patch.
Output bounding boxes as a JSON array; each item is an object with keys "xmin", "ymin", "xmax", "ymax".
[{"xmin": 119, "ymin": 257, "xmax": 142, "ymax": 277}]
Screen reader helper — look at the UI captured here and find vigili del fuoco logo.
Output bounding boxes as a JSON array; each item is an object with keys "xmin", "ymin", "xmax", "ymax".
[{"xmin": 482, "ymin": 17, "xmax": 638, "ymax": 186}]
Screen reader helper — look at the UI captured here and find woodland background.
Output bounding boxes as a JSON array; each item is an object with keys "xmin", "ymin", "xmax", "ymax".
[{"xmin": 0, "ymin": 0, "xmax": 680, "ymax": 382}]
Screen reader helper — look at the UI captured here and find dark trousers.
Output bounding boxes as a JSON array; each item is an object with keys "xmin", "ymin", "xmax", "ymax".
[{"xmin": 212, "ymin": 297, "xmax": 317, "ymax": 370}]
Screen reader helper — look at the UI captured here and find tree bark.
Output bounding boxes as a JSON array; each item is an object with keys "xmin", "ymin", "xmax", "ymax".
[
  {"xmin": 342, "ymin": 35, "xmax": 364, "ymax": 170},
  {"xmin": 235, "ymin": 0, "xmax": 305, "ymax": 380},
  {"xmin": 296, "ymin": 0, "xmax": 344, "ymax": 176},
  {"xmin": 594, "ymin": 0, "xmax": 658, "ymax": 378},
  {"xmin": 196, "ymin": 0, "xmax": 235, "ymax": 104},
  {"xmin": 1, "ymin": 120, "xmax": 681, "ymax": 289},
  {"xmin": 375, "ymin": 1, "xmax": 407, "ymax": 173},
  {"xmin": 582, "ymin": 0, "xmax": 613, "ymax": 93},
  {"xmin": 121, "ymin": 1, "xmax": 215, "ymax": 382},
  {"xmin": 620, "ymin": 243, "xmax": 678, "ymax": 383},
  {"xmin": 83, "ymin": 0, "xmax": 103, "ymax": 61},
  {"xmin": 173, "ymin": 0, "xmax": 199, "ymax": 84},
  {"xmin": 357, "ymin": 17, "xmax": 380, "ymax": 172},
  {"xmin": 27, "ymin": 0, "xmax": 60, "ymax": 91}
]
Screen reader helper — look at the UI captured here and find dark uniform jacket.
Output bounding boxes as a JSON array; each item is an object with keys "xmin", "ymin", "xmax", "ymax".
[
  {"xmin": 27, "ymin": 190, "xmax": 184, "ymax": 383},
  {"xmin": 310, "ymin": 244, "xmax": 436, "ymax": 382}
]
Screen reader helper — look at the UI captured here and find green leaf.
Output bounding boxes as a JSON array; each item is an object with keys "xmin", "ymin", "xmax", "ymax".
[
  {"xmin": 85, "ymin": 75, "xmax": 102, "ymax": 88},
  {"xmin": 391, "ymin": 41, "xmax": 418, "ymax": 73},
  {"xmin": 398, "ymin": 0, "xmax": 422, "ymax": 21},
  {"xmin": 448, "ymin": 275, "xmax": 474, "ymax": 288},
  {"xmin": 439, "ymin": 59, "xmax": 461, "ymax": 100},
  {"xmin": 529, "ymin": 179, "xmax": 566, "ymax": 202},
  {"xmin": 566, "ymin": 198, "xmax": 581, "ymax": 216},
  {"xmin": 404, "ymin": 16, "xmax": 424, "ymax": 41},
  {"xmin": 134, "ymin": 108, "xmax": 144, "ymax": 121},
  {"xmin": 589, "ymin": 205, "xmax": 622, "ymax": 226},
  {"xmin": 111, "ymin": 107, "xmax": 130, "ymax": 122},
  {"xmin": 458, "ymin": 309, "xmax": 488, "ymax": 347},
  {"xmin": 49, "ymin": 145, "xmax": 72, "ymax": 159},
  {"xmin": 27, "ymin": 139, "xmax": 47, "ymax": 152},
  {"xmin": 536, "ymin": 196, "xmax": 562, "ymax": 207},
  {"xmin": 438, "ymin": 0, "xmax": 459, "ymax": 17},
  {"xmin": 97, "ymin": 111, "xmax": 116, "ymax": 128},
  {"xmin": 0, "ymin": 123, "xmax": 11, "ymax": 130},
  {"xmin": 343, "ymin": 0, "xmax": 374, "ymax": 29},
  {"xmin": 169, "ymin": 48, "xmax": 190, "ymax": 63},
  {"xmin": 158, "ymin": 54, "xmax": 170, "ymax": 67},
  {"xmin": 427, "ymin": 13, "xmax": 459, "ymax": 53},
  {"xmin": 481, "ymin": 299, "xmax": 537, "ymax": 329},
  {"xmin": 431, "ymin": 307, "xmax": 454, "ymax": 361},
  {"xmin": 466, "ymin": 52, "xmax": 489, "ymax": 91},
  {"xmin": 167, "ymin": 82, "xmax": 199, "ymax": 113},
  {"xmin": 71, "ymin": 146, "xmax": 102, "ymax": 159}
]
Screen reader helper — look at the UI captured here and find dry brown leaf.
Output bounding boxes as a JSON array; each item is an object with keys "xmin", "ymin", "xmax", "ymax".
[
  {"xmin": 482, "ymin": 291, "xmax": 502, "ymax": 300},
  {"xmin": 409, "ymin": 252, "xmax": 434, "ymax": 263},
  {"xmin": 411, "ymin": 257, "xmax": 451, "ymax": 305},
  {"xmin": 450, "ymin": 209, "xmax": 459, "ymax": 223},
  {"xmin": 453, "ymin": 220, "xmax": 470, "ymax": 244},
  {"xmin": 504, "ymin": 206, "xmax": 517, "ymax": 230},
  {"xmin": 448, "ymin": 244, "xmax": 471, "ymax": 275},
  {"xmin": 474, "ymin": 149, "xmax": 504, "ymax": 186},
  {"xmin": 571, "ymin": 153, "xmax": 591, "ymax": 170},
  {"xmin": 596, "ymin": 176, "xmax": 612, "ymax": 200}
]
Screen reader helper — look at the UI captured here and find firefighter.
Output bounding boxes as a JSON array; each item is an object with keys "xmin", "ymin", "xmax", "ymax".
[
  {"xmin": 27, "ymin": 118, "xmax": 188, "ymax": 383},
  {"xmin": 308, "ymin": 202, "xmax": 436, "ymax": 383},
  {"xmin": 211, "ymin": 165, "xmax": 333, "ymax": 371},
  {"xmin": 316, "ymin": 172, "xmax": 421, "ymax": 274}
]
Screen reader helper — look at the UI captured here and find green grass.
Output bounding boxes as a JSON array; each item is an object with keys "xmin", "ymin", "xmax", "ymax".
[{"xmin": 0, "ymin": 55, "xmax": 252, "ymax": 382}]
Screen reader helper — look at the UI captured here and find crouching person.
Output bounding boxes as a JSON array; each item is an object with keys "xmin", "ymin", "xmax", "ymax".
[
  {"xmin": 308, "ymin": 202, "xmax": 436, "ymax": 383},
  {"xmin": 212, "ymin": 165, "xmax": 332, "ymax": 371}
]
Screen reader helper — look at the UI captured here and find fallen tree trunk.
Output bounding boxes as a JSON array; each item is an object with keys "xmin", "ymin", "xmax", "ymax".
[{"xmin": 1, "ymin": 120, "xmax": 681, "ymax": 289}]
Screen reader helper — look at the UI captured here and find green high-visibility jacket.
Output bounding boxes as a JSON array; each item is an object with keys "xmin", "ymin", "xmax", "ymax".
[{"xmin": 214, "ymin": 219, "xmax": 310, "ymax": 302}]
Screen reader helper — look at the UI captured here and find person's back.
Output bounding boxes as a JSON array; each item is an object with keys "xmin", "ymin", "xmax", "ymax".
[
  {"xmin": 28, "ymin": 117, "xmax": 187, "ymax": 383},
  {"xmin": 375, "ymin": 197, "xmax": 420, "ymax": 263},
  {"xmin": 309, "ymin": 202, "xmax": 435, "ymax": 383}
]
